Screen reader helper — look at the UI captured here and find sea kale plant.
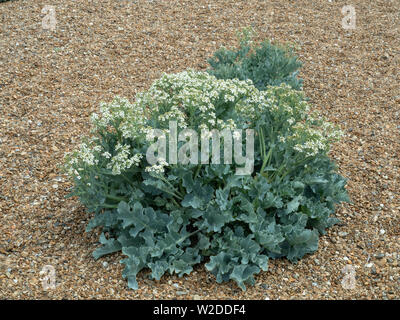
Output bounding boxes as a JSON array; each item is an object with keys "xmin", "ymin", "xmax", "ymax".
[
  {"xmin": 207, "ymin": 28, "xmax": 303, "ymax": 91},
  {"xmin": 64, "ymin": 70, "xmax": 349, "ymax": 290}
]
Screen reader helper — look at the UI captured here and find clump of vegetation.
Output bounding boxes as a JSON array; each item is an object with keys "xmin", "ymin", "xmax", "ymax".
[
  {"xmin": 64, "ymin": 70, "xmax": 348, "ymax": 291},
  {"xmin": 207, "ymin": 28, "xmax": 303, "ymax": 91}
]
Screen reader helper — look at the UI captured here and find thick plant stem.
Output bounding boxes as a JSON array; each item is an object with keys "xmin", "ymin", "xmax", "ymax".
[{"xmin": 194, "ymin": 164, "xmax": 202, "ymax": 179}]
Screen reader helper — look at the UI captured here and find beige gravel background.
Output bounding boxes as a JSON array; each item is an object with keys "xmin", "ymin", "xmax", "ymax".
[{"xmin": 0, "ymin": 0, "xmax": 399, "ymax": 299}]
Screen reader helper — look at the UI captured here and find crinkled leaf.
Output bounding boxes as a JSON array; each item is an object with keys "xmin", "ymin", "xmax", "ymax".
[{"xmin": 92, "ymin": 233, "xmax": 122, "ymax": 260}]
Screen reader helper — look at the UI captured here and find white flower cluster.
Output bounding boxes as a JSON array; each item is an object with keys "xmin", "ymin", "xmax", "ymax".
[
  {"xmin": 90, "ymin": 97, "xmax": 129, "ymax": 129},
  {"xmin": 249, "ymin": 84, "xmax": 342, "ymax": 158},
  {"xmin": 263, "ymin": 84, "xmax": 310, "ymax": 119},
  {"xmin": 63, "ymin": 140, "xmax": 101, "ymax": 179},
  {"xmin": 64, "ymin": 137, "xmax": 144, "ymax": 179},
  {"xmin": 65, "ymin": 70, "xmax": 342, "ymax": 180},
  {"xmin": 293, "ymin": 140, "xmax": 327, "ymax": 157},
  {"xmin": 66, "ymin": 72, "xmax": 268, "ymax": 179},
  {"xmin": 106, "ymin": 143, "xmax": 143, "ymax": 175},
  {"xmin": 145, "ymin": 158, "xmax": 169, "ymax": 174},
  {"xmin": 90, "ymin": 96, "xmax": 149, "ymax": 141},
  {"xmin": 157, "ymin": 104, "xmax": 187, "ymax": 129},
  {"xmin": 137, "ymin": 70, "xmax": 264, "ymax": 131},
  {"xmin": 288, "ymin": 120, "xmax": 343, "ymax": 157}
]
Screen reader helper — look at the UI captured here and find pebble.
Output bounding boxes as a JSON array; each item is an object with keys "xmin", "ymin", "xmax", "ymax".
[
  {"xmin": 338, "ymin": 231, "xmax": 348, "ymax": 237},
  {"xmin": 102, "ymin": 262, "xmax": 108, "ymax": 268},
  {"xmin": 375, "ymin": 258, "xmax": 387, "ymax": 267},
  {"xmin": 375, "ymin": 253, "xmax": 385, "ymax": 259},
  {"xmin": 176, "ymin": 290, "xmax": 188, "ymax": 295},
  {"xmin": 193, "ymin": 295, "xmax": 202, "ymax": 300}
]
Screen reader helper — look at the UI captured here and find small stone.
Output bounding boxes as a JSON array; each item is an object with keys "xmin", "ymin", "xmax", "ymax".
[
  {"xmin": 52, "ymin": 184, "xmax": 58, "ymax": 189},
  {"xmin": 176, "ymin": 290, "xmax": 188, "ymax": 295},
  {"xmin": 338, "ymin": 231, "xmax": 348, "ymax": 237},
  {"xmin": 261, "ymin": 284, "xmax": 269, "ymax": 290},
  {"xmin": 365, "ymin": 263, "xmax": 374, "ymax": 268},
  {"xmin": 375, "ymin": 253, "xmax": 385, "ymax": 259},
  {"xmin": 193, "ymin": 295, "xmax": 202, "ymax": 300},
  {"xmin": 375, "ymin": 258, "xmax": 387, "ymax": 267},
  {"xmin": 102, "ymin": 261, "xmax": 108, "ymax": 268},
  {"xmin": 379, "ymin": 229, "xmax": 385, "ymax": 235},
  {"xmin": 173, "ymin": 283, "xmax": 180, "ymax": 289}
]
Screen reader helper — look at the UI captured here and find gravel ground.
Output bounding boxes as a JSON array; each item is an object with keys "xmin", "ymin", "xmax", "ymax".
[{"xmin": 0, "ymin": 0, "xmax": 399, "ymax": 300}]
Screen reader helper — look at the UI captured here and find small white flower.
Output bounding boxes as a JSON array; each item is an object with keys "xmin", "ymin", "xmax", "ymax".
[{"xmin": 102, "ymin": 151, "xmax": 112, "ymax": 159}]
